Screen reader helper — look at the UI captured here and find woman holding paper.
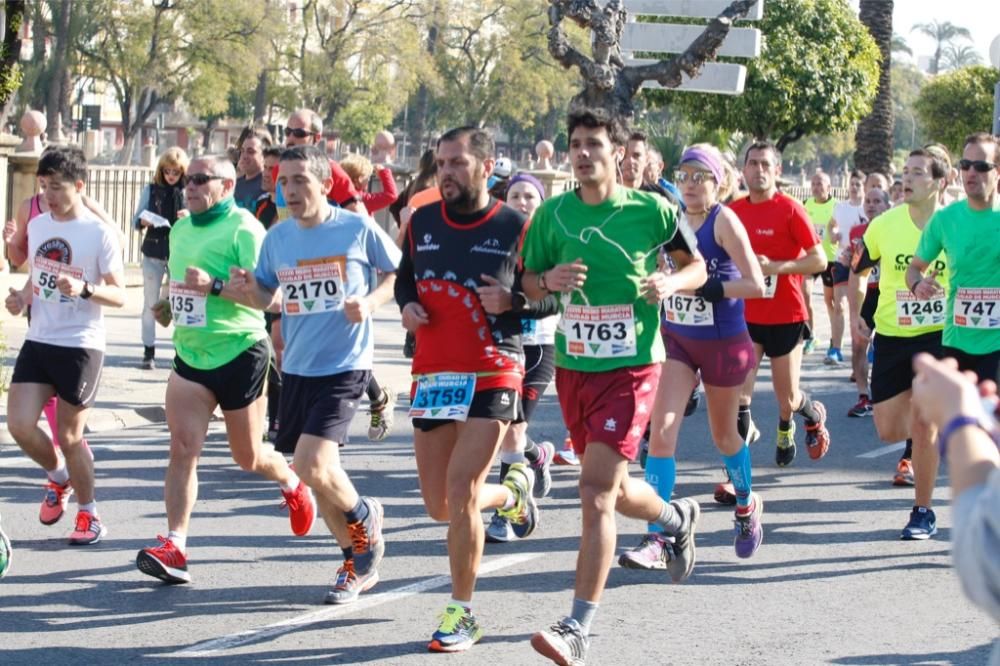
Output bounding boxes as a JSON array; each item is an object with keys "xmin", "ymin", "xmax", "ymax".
[{"xmin": 132, "ymin": 147, "xmax": 189, "ymax": 369}]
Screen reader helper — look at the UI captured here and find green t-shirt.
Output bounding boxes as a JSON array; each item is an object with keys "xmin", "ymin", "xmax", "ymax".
[
  {"xmin": 863, "ymin": 204, "xmax": 948, "ymax": 338},
  {"xmin": 915, "ymin": 198, "xmax": 1000, "ymax": 354},
  {"xmin": 804, "ymin": 196, "xmax": 837, "ymax": 262},
  {"xmin": 168, "ymin": 199, "xmax": 267, "ymax": 369},
  {"xmin": 521, "ymin": 186, "xmax": 680, "ymax": 372}
]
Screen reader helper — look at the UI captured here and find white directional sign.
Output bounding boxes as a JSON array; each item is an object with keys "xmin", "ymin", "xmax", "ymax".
[
  {"xmin": 624, "ymin": 0, "xmax": 764, "ymax": 21},
  {"xmin": 623, "ymin": 23, "xmax": 761, "ymax": 58},
  {"xmin": 627, "ymin": 60, "xmax": 747, "ymax": 94}
]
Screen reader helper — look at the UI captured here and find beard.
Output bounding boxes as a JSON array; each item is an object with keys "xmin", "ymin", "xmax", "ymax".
[{"xmin": 442, "ymin": 179, "xmax": 481, "ymax": 210}]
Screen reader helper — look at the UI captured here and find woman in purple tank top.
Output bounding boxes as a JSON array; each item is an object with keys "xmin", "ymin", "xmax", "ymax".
[{"xmin": 619, "ymin": 144, "xmax": 769, "ymax": 571}]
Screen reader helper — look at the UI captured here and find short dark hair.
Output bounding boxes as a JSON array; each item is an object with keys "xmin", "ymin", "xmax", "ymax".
[
  {"xmin": 37, "ymin": 145, "xmax": 88, "ymax": 183},
  {"xmin": 743, "ymin": 140, "xmax": 781, "ymax": 165},
  {"xmin": 262, "ymin": 146, "xmax": 282, "ymax": 160},
  {"xmin": 437, "ymin": 126, "xmax": 494, "ymax": 162},
  {"xmin": 964, "ymin": 132, "xmax": 1000, "ymax": 160},
  {"xmin": 628, "ymin": 130, "xmax": 648, "ymax": 145},
  {"xmin": 279, "ymin": 145, "xmax": 330, "ymax": 181},
  {"xmin": 567, "ymin": 108, "xmax": 629, "ymax": 147},
  {"xmin": 238, "ymin": 125, "xmax": 273, "ymax": 150},
  {"xmin": 908, "ymin": 148, "xmax": 949, "ymax": 180},
  {"xmin": 850, "ymin": 168, "xmax": 866, "ymax": 181}
]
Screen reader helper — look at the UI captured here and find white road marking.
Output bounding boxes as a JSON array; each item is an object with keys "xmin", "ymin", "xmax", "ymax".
[
  {"xmin": 857, "ymin": 441, "xmax": 906, "ymax": 458},
  {"xmin": 167, "ymin": 551, "xmax": 543, "ymax": 657}
]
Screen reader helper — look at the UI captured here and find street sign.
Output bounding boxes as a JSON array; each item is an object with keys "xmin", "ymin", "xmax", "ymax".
[
  {"xmin": 629, "ymin": 60, "xmax": 747, "ymax": 94},
  {"xmin": 623, "ymin": 0, "xmax": 763, "ymax": 21},
  {"xmin": 623, "ymin": 23, "xmax": 761, "ymax": 58},
  {"xmin": 990, "ymin": 34, "xmax": 1000, "ymax": 69}
]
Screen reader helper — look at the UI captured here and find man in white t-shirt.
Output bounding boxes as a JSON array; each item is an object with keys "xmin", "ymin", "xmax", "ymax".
[
  {"xmin": 4, "ymin": 146, "xmax": 125, "ymax": 546},
  {"xmin": 824, "ymin": 169, "xmax": 865, "ymax": 365}
]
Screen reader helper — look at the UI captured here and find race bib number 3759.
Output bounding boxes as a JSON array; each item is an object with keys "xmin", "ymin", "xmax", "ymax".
[
  {"xmin": 408, "ymin": 373, "xmax": 477, "ymax": 421},
  {"xmin": 562, "ymin": 304, "xmax": 636, "ymax": 358}
]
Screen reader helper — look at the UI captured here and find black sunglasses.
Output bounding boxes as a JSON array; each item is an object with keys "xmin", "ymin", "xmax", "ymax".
[
  {"xmin": 958, "ymin": 159, "xmax": 997, "ymax": 173},
  {"xmin": 187, "ymin": 173, "xmax": 225, "ymax": 186},
  {"xmin": 284, "ymin": 127, "xmax": 312, "ymax": 139}
]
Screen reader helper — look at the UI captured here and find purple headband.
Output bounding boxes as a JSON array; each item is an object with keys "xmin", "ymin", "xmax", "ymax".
[
  {"xmin": 506, "ymin": 172, "xmax": 546, "ymax": 201},
  {"xmin": 679, "ymin": 147, "xmax": 724, "ymax": 185}
]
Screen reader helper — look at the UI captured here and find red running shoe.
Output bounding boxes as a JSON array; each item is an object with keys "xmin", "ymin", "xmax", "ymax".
[
  {"xmin": 136, "ymin": 536, "xmax": 190, "ymax": 584},
  {"xmin": 804, "ymin": 401, "xmax": 830, "ymax": 460},
  {"xmin": 68, "ymin": 511, "xmax": 106, "ymax": 545},
  {"xmin": 39, "ymin": 480, "xmax": 73, "ymax": 525},
  {"xmin": 281, "ymin": 482, "xmax": 316, "ymax": 536}
]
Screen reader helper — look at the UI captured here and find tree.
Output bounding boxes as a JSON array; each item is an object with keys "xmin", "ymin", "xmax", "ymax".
[
  {"xmin": 914, "ymin": 65, "xmax": 997, "ymax": 155},
  {"xmin": 547, "ymin": 0, "xmax": 759, "ymax": 121},
  {"xmin": 0, "ymin": 1, "xmax": 26, "ymax": 125},
  {"xmin": 910, "ymin": 20, "xmax": 971, "ymax": 75},
  {"xmin": 891, "ymin": 63, "xmax": 926, "ymax": 151},
  {"xmin": 940, "ymin": 45, "xmax": 981, "ymax": 72},
  {"xmin": 891, "ymin": 33, "xmax": 912, "ymax": 59},
  {"xmin": 853, "ymin": 0, "xmax": 894, "ymax": 175},
  {"xmin": 658, "ymin": 0, "xmax": 880, "ymax": 152}
]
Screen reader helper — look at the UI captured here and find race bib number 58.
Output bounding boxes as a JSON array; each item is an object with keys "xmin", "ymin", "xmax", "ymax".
[
  {"xmin": 32, "ymin": 256, "xmax": 83, "ymax": 306},
  {"xmin": 954, "ymin": 288, "xmax": 1000, "ymax": 329},
  {"xmin": 562, "ymin": 304, "xmax": 636, "ymax": 358}
]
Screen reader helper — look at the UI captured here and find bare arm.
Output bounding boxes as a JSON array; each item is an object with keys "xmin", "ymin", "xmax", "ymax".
[
  {"xmin": 716, "ymin": 208, "xmax": 765, "ymax": 299},
  {"xmin": 761, "ymin": 244, "xmax": 826, "ymax": 276},
  {"xmin": 4, "ymin": 199, "xmax": 31, "ymax": 267}
]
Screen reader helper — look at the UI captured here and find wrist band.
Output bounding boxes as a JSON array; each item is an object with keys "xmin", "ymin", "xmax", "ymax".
[
  {"xmin": 538, "ymin": 271, "xmax": 549, "ymax": 292},
  {"xmin": 937, "ymin": 414, "xmax": 987, "ymax": 457}
]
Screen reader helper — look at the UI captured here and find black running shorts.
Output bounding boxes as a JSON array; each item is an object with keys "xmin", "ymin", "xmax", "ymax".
[
  {"xmin": 173, "ymin": 338, "xmax": 271, "ymax": 411},
  {"xmin": 12, "ymin": 340, "xmax": 104, "ymax": 408}
]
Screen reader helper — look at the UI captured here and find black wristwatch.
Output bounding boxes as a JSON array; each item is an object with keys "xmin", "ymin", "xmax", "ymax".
[
  {"xmin": 511, "ymin": 291, "xmax": 527, "ymax": 312},
  {"xmin": 210, "ymin": 277, "xmax": 225, "ymax": 296},
  {"xmin": 80, "ymin": 281, "xmax": 94, "ymax": 300}
]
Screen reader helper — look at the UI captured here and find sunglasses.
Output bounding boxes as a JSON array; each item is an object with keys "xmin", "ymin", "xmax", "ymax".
[
  {"xmin": 187, "ymin": 173, "xmax": 224, "ymax": 186},
  {"xmin": 674, "ymin": 170, "xmax": 715, "ymax": 185},
  {"xmin": 958, "ymin": 159, "xmax": 997, "ymax": 173},
  {"xmin": 284, "ymin": 127, "xmax": 312, "ymax": 139}
]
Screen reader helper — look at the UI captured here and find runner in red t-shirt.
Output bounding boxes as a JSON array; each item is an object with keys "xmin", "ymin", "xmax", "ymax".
[{"xmin": 729, "ymin": 141, "xmax": 830, "ymax": 467}]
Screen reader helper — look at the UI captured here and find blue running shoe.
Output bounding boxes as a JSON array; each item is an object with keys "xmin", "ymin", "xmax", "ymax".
[
  {"xmin": 901, "ymin": 506, "xmax": 937, "ymax": 540},
  {"xmin": 734, "ymin": 493, "xmax": 763, "ymax": 559},
  {"xmin": 428, "ymin": 603, "xmax": 482, "ymax": 652}
]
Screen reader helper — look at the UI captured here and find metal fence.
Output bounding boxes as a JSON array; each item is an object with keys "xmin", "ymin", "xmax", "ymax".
[{"xmin": 86, "ymin": 166, "xmax": 154, "ymax": 264}]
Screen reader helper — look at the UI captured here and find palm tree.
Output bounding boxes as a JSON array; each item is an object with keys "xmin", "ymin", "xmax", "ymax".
[
  {"xmin": 911, "ymin": 20, "xmax": 972, "ymax": 74},
  {"xmin": 854, "ymin": 0, "xmax": 894, "ymax": 175},
  {"xmin": 891, "ymin": 33, "xmax": 912, "ymax": 59},
  {"xmin": 941, "ymin": 45, "xmax": 982, "ymax": 71}
]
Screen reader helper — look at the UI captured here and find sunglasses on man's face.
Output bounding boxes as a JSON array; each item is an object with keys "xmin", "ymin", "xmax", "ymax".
[
  {"xmin": 284, "ymin": 127, "xmax": 312, "ymax": 139},
  {"xmin": 958, "ymin": 159, "xmax": 998, "ymax": 173},
  {"xmin": 187, "ymin": 173, "xmax": 224, "ymax": 186}
]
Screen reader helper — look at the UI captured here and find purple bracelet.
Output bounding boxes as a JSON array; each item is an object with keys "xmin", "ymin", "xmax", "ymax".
[{"xmin": 937, "ymin": 415, "xmax": 989, "ymax": 457}]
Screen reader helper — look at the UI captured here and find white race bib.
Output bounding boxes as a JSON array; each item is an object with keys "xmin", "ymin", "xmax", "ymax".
[
  {"xmin": 408, "ymin": 373, "xmax": 477, "ymax": 421},
  {"xmin": 954, "ymin": 288, "xmax": 1000, "ymax": 329},
  {"xmin": 169, "ymin": 281, "xmax": 207, "ymax": 327},
  {"xmin": 32, "ymin": 256, "xmax": 84, "ymax": 306},
  {"xmin": 562, "ymin": 304, "xmax": 636, "ymax": 358},
  {"xmin": 895, "ymin": 291, "xmax": 946, "ymax": 328},
  {"xmin": 278, "ymin": 263, "xmax": 344, "ymax": 316},
  {"xmin": 762, "ymin": 274, "xmax": 778, "ymax": 299},
  {"xmin": 663, "ymin": 293, "xmax": 714, "ymax": 326}
]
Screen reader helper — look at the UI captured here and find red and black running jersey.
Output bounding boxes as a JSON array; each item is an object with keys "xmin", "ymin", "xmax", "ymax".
[{"xmin": 395, "ymin": 197, "xmax": 527, "ymax": 392}]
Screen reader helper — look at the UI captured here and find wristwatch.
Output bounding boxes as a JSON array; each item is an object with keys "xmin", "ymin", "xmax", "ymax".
[
  {"xmin": 80, "ymin": 281, "xmax": 94, "ymax": 300},
  {"xmin": 210, "ymin": 277, "xmax": 225, "ymax": 296}
]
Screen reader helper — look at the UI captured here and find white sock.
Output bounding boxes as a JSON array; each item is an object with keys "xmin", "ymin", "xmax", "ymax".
[
  {"xmin": 501, "ymin": 488, "xmax": 516, "ymax": 511},
  {"xmin": 46, "ymin": 464, "xmax": 70, "ymax": 486},
  {"xmin": 500, "ymin": 451, "xmax": 526, "ymax": 465},
  {"xmin": 167, "ymin": 530, "xmax": 187, "ymax": 552},
  {"xmin": 279, "ymin": 472, "xmax": 301, "ymax": 493},
  {"xmin": 449, "ymin": 598, "xmax": 471, "ymax": 610},
  {"xmin": 78, "ymin": 501, "xmax": 97, "ymax": 516}
]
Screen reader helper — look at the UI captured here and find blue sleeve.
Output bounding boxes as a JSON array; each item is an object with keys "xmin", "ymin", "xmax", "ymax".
[
  {"xmin": 132, "ymin": 185, "xmax": 151, "ymax": 229},
  {"xmin": 362, "ymin": 216, "xmax": 402, "ymax": 274},
  {"xmin": 254, "ymin": 230, "xmax": 280, "ymax": 292},
  {"xmin": 275, "ymin": 181, "xmax": 285, "ymax": 207}
]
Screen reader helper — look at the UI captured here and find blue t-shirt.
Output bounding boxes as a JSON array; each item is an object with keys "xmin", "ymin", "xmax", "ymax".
[{"xmin": 255, "ymin": 208, "xmax": 401, "ymax": 376}]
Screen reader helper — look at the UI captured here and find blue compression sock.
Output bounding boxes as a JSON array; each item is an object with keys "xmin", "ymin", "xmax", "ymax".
[
  {"xmin": 723, "ymin": 445, "xmax": 753, "ymax": 508},
  {"xmin": 645, "ymin": 455, "xmax": 676, "ymax": 532}
]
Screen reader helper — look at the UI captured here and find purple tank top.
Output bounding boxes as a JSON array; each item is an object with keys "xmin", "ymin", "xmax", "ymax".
[
  {"xmin": 664, "ymin": 204, "xmax": 747, "ymax": 340},
  {"xmin": 28, "ymin": 193, "xmax": 43, "ymax": 221}
]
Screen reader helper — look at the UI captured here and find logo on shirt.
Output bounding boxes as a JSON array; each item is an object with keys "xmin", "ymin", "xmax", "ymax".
[
  {"xmin": 755, "ymin": 228, "xmax": 775, "ymax": 237},
  {"xmin": 37, "ymin": 238, "xmax": 72, "ymax": 264},
  {"xmin": 416, "ymin": 233, "xmax": 440, "ymax": 252},
  {"xmin": 470, "ymin": 238, "xmax": 510, "ymax": 256}
]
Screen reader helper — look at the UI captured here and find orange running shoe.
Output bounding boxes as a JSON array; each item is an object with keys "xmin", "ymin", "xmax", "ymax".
[
  {"xmin": 136, "ymin": 536, "xmax": 190, "ymax": 584},
  {"xmin": 347, "ymin": 497, "xmax": 385, "ymax": 577},
  {"xmin": 804, "ymin": 401, "xmax": 830, "ymax": 460},
  {"xmin": 892, "ymin": 458, "xmax": 915, "ymax": 486},
  {"xmin": 324, "ymin": 558, "xmax": 379, "ymax": 604},
  {"xmin": 281, "ymin": 482, "xmax": 316, "ymax": 536},
  {"xmin": 39, "ymin": 480, "xmax": 73, "ymax": 525},
  {"xmin": 68, "ymin": 511, "xmax": 106, "ymax": 545}
]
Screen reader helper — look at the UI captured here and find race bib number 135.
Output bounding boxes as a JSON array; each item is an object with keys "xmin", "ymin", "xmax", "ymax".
[{"xmin": 169, "ymin": 281, "xmax": 207, "ymax": 327}]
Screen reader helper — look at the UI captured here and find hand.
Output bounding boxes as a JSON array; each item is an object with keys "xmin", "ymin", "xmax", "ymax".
[
  {"xmin": 851, "ymin": 316, "xmax": 871, "ymax": 344},
  {"xmin": 344, "ymin": 295, "xmax": 372, "ymax": 323},
  {"xmin": 152, "ymin": 299, "xmax": 172, "ymax": 327},
  {"xmin": 911, "ymin": 353, "xmax": 988, "ymax": 429},
  {"xmin": 3, "ymin": 218, "xmax": 16, "ymax": 244},
  {"xmin": 913, "ymin": 269, "xmax": 944, "ymax": 301},
  {"xmin": 756, "ymin": 255, "xmax": 775, "ymax": 275},
  {"xmin": 140, "ymin": 219, "xmax": 152, "ymax": 228},
  {"xmin": 177, "ymin": 209, "xmax": 189, "ymax": 219},
  {"xmin": 55, "ymin": 274, "xmax": 84, "ymax": 297},
  {"xmin": 6, "ymin": 287, "xmax": 24, "ymax": 315},
  {"xmin": 641, "ymin": 271, "xmax": 676, "ymax": 304},
  {"xmin": 185, "ymin": 266, "xmax": 212, "ymax": 294},
  {"xmin": 227, "ymin": 266, "xmax": 257, "ymax": 299},
  {"xmin": 476, "ymin": 274, "xmax": 512, "ymax": 314},
  {"xmin": 401, "ymin": 301, "xmax": 429, "ymax": 332},
  {"xmin": 545, "ymin": 259, "xmax": 588, "ymax": 292}
]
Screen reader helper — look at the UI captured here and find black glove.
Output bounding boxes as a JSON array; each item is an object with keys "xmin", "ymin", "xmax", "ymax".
[{"xmin": 695, "ymin": 278, "xmax": 726, "ymax": 303}]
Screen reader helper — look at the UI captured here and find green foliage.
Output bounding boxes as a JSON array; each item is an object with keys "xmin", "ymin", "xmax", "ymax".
[
  {"xmin": 914, "ymin": 65, "xmax": 998, "ymax": 155},
  {"xmin": 891, "ymin": 63, "xmax": 926, "ymax": 151},
  {"xmin": 648, "ymin": 0, "xmax": 881, "ymax": 151},
  {"xmin": 336, "ymin": 87, "xmax": 395, "ymax": 147}
]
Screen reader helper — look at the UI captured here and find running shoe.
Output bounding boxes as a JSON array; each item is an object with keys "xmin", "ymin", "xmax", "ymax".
[
  {"xmin": 775, "ymin": 422, "xmax": 797, "ymax": 467},
  {"xmin": 0, "ymin": 512, "xmax": 12, "ymax": 579},
  {"xmin": 484, "ymin": 511, "xmax": 514, "ymax": 543},
  {"xmin": 714, "ymin": 481, "xmax": 737, "ymax": 506},
  {"xmin": 280, "ymin": 481, "xmax": 316, "ymax": 537},
  {"xmin": 804, "ymin": 401, "xmax": 831, "ymax": 460},
  {"xmin": 39, "ymin": 480, "xmax": 73, "ymax": 525},
  {"xmin": 136, "ymin": 536, "xmax": 190, "ymax": 584},
  {"xmin": 367, "ymin": 387, "xmax": 396, "ymax": 442},
  {"xmin": 901, "ymin": 506, "xmax": 937, "ymax": 540},
  {"xmin": 746, "ymin": 418, "xmax": 761, "ymax": 446},
  {"xmin": 684, "ymin": 389, "xmax": 701, "ymax": 416},
  {"xmin": 530, "ymin": 440, "xmax": 555, "ymax": 498},
  {"xmin": 68, "ymin": 511, "xmax": 107, "ymax": 545},
  {"xmin": 638, "ymin": 438, "xmax": 649, "ymax": 470},
  {"xmin": 733, "ymin": 492, "xmax": 764, "ymax": 559},
  {"xmin": 554, "ymin": 438, "xmax": 580, "ymax": 466},
  {"xmin": 892, "ymin": 458, "xmax": 915, "ymax": 487},
  {"xmin": 618, "ymin": 532, "xmax": 670, "ymax": 570},
  {"xmin": 531, "ymin": 617, "xmax": 589, "ymax": 666},
  {"xmin": 666, "ymin": 498, "xmax": 699, "ymax": 583},
  {"xmin": 428, "ymin": 603, "xmax": 482, "ymax": 653},
  {"xmin": 324, "ymin": 558, "xmax": 379, "ymax": 604},
  {"xmin": 497, "ymin": 462, "xmax": 538, "ymax": 538},
  {"xmin": 803, "ymin": 338, "xmax": 816, "ymax": 354},
  {"xmin": 347, "ymin": 497, "xmax": 385, "ymax": 576},
  {"xmin": 824, "ymin": 347, "xmax": 844, "ymax": 365},
  {"xmin": 847, "ymin": 396, "xmax": 873, "ymax": 418}
]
